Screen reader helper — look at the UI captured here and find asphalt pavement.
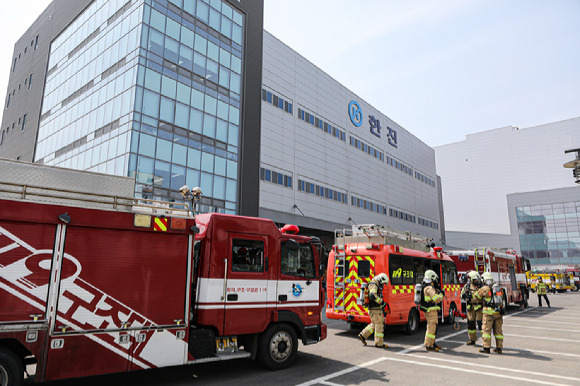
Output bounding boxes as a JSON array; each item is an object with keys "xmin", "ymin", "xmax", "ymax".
[{"xmin": 31, "ymin": 291, "xmax": 580, "ymax": 386}]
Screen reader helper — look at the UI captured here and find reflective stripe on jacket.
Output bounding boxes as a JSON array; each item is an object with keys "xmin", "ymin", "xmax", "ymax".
[{"xmin": 537, "ymin": 282, "xmax": 548, "ymax": 295}]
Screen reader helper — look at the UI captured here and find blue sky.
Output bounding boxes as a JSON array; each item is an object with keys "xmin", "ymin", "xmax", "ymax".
[
  {"xmin": 1, "ymin": 1, "xmax": 579, "ymax": 148},
  {"xmin": 264, "ymin": 0, "xmax": 580, "ymax": 146}
]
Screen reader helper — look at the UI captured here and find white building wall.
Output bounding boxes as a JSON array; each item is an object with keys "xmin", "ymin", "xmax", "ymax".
[
  {"xmin": 260, "ymin": 31, "xmax": 441, "ymax": 240},
  {"xmin": 434, "ymin": 117, "xmax": 580, "ymax": 235}
]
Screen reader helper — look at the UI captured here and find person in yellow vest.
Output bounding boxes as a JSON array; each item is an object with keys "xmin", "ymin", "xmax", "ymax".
[
  {"xmin": 421, "ymin": 269, "xmax": 444, "ymax": 351},
  {"xmin": 536, "ymin": 277, "xmax": 551, "ymax": 307},
  {"xmin": 358, "ymin": 273, "xmax": 390, "ymax": 348},
  {"xmin": 461, "ymin": 271, "xmax": 483, "ymax": 345},
  {"xmin": 476, "ymin": 272, "xmax": 504, "ymax": 354}
]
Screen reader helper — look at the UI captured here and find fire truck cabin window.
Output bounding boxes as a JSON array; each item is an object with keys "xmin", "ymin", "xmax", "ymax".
[
  {"xmin": 357, "ymin": 260, "xmax": 371, "ymax": 278},
  {"xmin": 281, "ymin": 241, "xmax": 315, "ymax": 277},
  {"xmin": 389, "ymin": 255, "xmax": 414, "ymax": 285},
  {"xmin": 232, "ymin": 239, "xmax": 264, "ymax": 272},
  {"xmin": 413, "ymin": 258, "xmax": 428, "ymax": 284},
  {"xmin": 442, "ymin": 261, "xmax": 458, "ymax": 284}
]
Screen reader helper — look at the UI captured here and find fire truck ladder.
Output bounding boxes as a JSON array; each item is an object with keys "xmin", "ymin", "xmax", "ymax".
[
  {"xmin": 474, "ymin": 248, "xmax": 488, "ymax": 273},
  {"xmin": 333, "ymin": 229, "xmax": 350, "ymax": 311}
]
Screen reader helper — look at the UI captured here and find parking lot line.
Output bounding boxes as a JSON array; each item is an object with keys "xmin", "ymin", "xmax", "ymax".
[
  {"xmin": 507, "ymin": 333, "xmax": 580, "ymax": 343},
  {"xmin": 296, "ymin": 355, "xmax": 571, "ymax": 386},
  {"xmin": 400, "ymin": 353, "xmax": 580, "ymax": 383},
  {"xmin": 505, "ymin": 324, "xmax": 580, "ymax": 332},
  {"xmin": 445, "ymin": 340, "xmax": 580, "ymax": 358},
  {"xmin": 295, "ymin": 357, "xmax": 389, "ymax": 386}
]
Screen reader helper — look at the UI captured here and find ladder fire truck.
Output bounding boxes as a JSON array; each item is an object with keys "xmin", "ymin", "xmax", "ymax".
[
  {"xmin": 326, "ymin": 225, "xmax": 461, "ymax": 335},
  {"xmin": 0, "ymin": 159, "xmax": 326, "ymax": 386},
  {"xmin": 445, "ymin": 248, "xmax": 531, "ymax": 311}
]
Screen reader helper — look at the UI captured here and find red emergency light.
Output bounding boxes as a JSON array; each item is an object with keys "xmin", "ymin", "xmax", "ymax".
[{"xmin": 280, "ymin": 224, "xmax": 299, "ymax": 234}]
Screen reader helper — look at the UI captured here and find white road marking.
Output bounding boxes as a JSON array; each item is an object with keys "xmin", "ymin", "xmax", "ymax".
[
  {"xmin": 401, "ymin": 352, "xmax": 580, "ymax": 382},
  {"xmin": 296, "ymin": 355, "xmax": 572, "ymax": 386},
  {"xmin": 507, "ymin": 333, "xmax": 580, "ymax": 343},
  {"xmin": 445, "ymin": 340, "xmax": 580, "ymax": 358},
  {"xmin": 505, "ymin": 324, "xmax": 580, "ymax": 332}
]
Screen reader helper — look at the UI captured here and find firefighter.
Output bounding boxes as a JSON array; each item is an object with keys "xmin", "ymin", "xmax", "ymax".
[
  {"xmin": 461, "ymin": 271, "xmax": 483, "ymax": 345},
  {"xmin": 476, "ymin": 272, "xmax": 504, "ymax": 354},
  {"xmin": 421, "ymin": 269, "xmax": 444, "ymax": 352},
  {"xmin": 358, "ymin": 273, "xmax": 390, "ymax": 348},
  {"xmin": 536, "ymin": 277, "xmax": 551, "ymax": 308}
]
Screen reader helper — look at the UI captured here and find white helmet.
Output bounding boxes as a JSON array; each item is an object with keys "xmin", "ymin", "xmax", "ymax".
[
  {"xmin": 482, "ymin": 272, "xmax": 493, "ymax": 285},
  {"xmin": 423, "ymin": 269, "xmax": 438, "ymax": 284},
  {"xmin": 374, "ymin": 273, "xmax": 389, "ymax": 286},
  {"xmin": 468, "ymin": 271, "xmax": 481, "ymax": 285}
]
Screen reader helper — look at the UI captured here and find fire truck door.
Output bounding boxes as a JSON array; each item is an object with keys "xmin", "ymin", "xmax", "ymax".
[
  {"xmin": 344, "ymin": 255, "xmax": 373, "ymax": 316},
  {"xmin": 224, "ymin": 234, "xmax": 269, "ymax": 335},
  {"xmin": 509, "ymin": 265, "xmax": 517, "ymax": 293}
]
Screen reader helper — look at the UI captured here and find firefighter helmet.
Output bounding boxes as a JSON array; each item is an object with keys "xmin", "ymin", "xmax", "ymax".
[
  {"xmin": 375, "ymin": 273, "xmax": 389, "ymax": 286},
  {"xmin": 423, "ymin": 269, "xmax": 439, "ymax": 284},
  {"xmin": 468, "ymin": 271, "xmax": 481, "ymax": 285},
  {"xmin": 482, "ymin": 272, "xmax": 493, "ymax": 285}
]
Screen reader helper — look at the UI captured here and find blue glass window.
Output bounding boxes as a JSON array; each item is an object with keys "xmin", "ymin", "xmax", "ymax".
[
  {"xmin": 175, "ymin": 102, "xmax": 189, "ymax": 128},
  {"xmin": 172, "ymin": 143, "xmax": 187, "ymax": 166},
  {"xmin": 203, "ymin": 114, "xmax": 216, "ymax": 138},
  {"xmin": 187, "ymin": 148, "xmax": 201, "ymax": 169},
  {"xmin": 188, "ymin": 108, "xmax": 203, "ymax": 133},
  {"xmin": 139, "ymin": 134, "xmax": 156, "ymax": 157},
  {"xmin": 142, "ymin": 90, "xmax": 160, "ymax": 118},
  {"xmin": 156, "ymin": 138, "xmax": 172, "ymax": 162},
  {"xmin": 136, "ymin": 156, "xmax": 154, "ymax": 184},
  {"xmin": 155, "ymin": 160, "xmax": 171, "ymax": 188},
  {"xmin": 186, "ymin": 169, "xmax": 200, "ymax": 189},
  {"xmin": 150, "ymin": 9, "xmax": 166, "ymax": 33},
  {"xmin": 200, "ymin": 172, "xmax": 213, "ymax": 196},
  {"xmin": 160, "ymin": 97, "xmax": 175, "ymax": 123}
]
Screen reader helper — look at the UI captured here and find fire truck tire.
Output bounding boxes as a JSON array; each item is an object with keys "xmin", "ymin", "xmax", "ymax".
[
  {"xmin": 258, "ymin": 323, "xmax": 298, "ymax": 370},
  {"xmin": 0, "ymin": 347, "xmax": 24, "ymax": 386},
  {"xmin": 523, "ymin": 293, "xmax": 529, "ymax": 308},
  {"xmin": 405, "ymin": 309, "xmax": 419, "ymax": 335}
]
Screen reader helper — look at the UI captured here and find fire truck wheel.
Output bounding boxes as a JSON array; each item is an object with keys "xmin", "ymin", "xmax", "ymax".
[
  {"xmin": 258, "ymin": 323, "xmax": 298, "ymax": 370},
  {"xmin": 405, "ymin": 309, "xmax": 419, "ymax": 335},
  {"xmin": 523, "ymin": 294, "xmax": 529, "ymax": 308},
  {"xmin": 0, "ymin": 347, "xmax": 24, "ymax": 386}
]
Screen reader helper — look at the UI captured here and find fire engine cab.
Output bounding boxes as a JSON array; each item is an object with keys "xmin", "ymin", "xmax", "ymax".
[
  {"xmin": 445, "ymin": 248, "xmax": 531, "ymax": 311},
  {"xmin": 326, "ymin": 225, "xmax": 461, "ymax": 335},
  {"xmin": 0, "ymin": 160, "xmax": 326, "ymax": 386}
]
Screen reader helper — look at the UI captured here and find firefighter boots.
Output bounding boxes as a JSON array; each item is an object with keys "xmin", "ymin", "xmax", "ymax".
[
  {"xmin": 426, "ymin": 344, "xmax": 441, "ymax": 352},
  {"xmin": 493, "ymin": 348, "xmax": 502, "ymax": 354},
  {"xmin": 479, "ymin": 347, "xmax": 490, "ymax": 354},
  {"xmin": 375, "ymin": 343, "xmax": 388, "ymax": 349},
  {"xmin": 466, "ymin": 340, "xmax": 476, "ymax": 346},
  {"xmin": 358, "ymin": 334, "xmax": 367, "ymax": 346}
]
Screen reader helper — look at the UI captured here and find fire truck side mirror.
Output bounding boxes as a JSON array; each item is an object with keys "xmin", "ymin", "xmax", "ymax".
[{"xmin": 190, "ymin": 226, "xmax": 200, "ymax": 234}]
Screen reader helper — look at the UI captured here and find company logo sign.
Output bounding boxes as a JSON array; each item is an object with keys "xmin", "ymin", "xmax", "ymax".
[
  {"xmin": 292, "ymin": 283, "xmax": 303, "ymax": 298},
  {"xmin": 348, "ymin": 100, "xmax": 363, "ymax": 127},
  {"xmin": 348, "ymin": 100, "xmax": 398, "ymax": 148}
]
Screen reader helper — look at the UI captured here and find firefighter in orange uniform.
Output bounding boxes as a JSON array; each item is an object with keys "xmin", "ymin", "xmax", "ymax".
[
  {"xmin": 421, "ymin": 269, "xmax": 444, "ymax": 351},
  {"xmin": 476, "ymin": 272, "xmax": 504, "ymax": 354},
  {"xmin": 461, "ymin": 271, "xmax": 483, "ymax": 345},
  {"xmin": 358, "ymin": 273, "xmax": 390, "ymax": 348}
]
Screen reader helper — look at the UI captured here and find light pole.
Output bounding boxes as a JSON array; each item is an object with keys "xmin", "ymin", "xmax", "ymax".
[{"xmin": 563, "ymin": 148, "xmax": 580, "ymax": 184}]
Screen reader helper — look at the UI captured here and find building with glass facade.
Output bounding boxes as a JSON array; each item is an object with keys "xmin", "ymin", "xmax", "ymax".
[
  {"xmin": 1, "ymin": 0, "xmax": 263, "ymax": 216},
  {"xmin": 508, "ymin": 187, "xmax": 580, "ymax": 266},
  {"xmin": 434, "ymin": 117, "xmax": 580, "ymax": 267}
]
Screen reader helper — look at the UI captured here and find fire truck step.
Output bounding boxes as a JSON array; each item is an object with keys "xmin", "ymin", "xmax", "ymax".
[{"xmin": 189, "ymin": 351, "xmax": 251, "ymax": 365}]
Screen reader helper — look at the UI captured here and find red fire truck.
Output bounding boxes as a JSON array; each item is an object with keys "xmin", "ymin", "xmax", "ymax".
[
  {"xmin": 326, "ymin": 225, "xmax": 461, "ymax": 335},
  {"xmin": 0, "ymin": 160, "xmax": 326, "ymax": 385},
  {"xmin": 444, "ymin": 248, "xmax": 531, "ymax": 310}
]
